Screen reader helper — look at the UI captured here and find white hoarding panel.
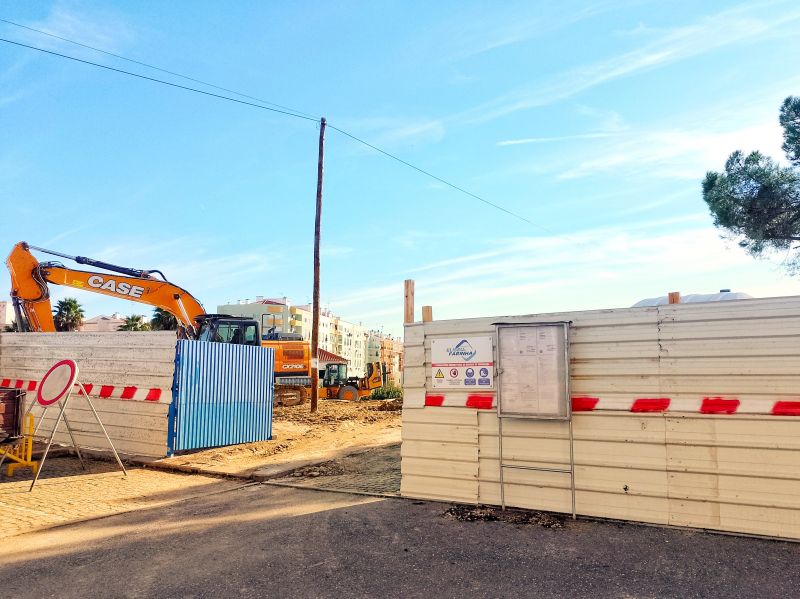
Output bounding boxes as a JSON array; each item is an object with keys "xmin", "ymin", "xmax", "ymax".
[
  {"xmin": 497, "ymin": 323, "xmax": 569, "ymax": 419},
  {"xmin": 431, "ymin": 337, "xmax": 494, "ymax": 390}
]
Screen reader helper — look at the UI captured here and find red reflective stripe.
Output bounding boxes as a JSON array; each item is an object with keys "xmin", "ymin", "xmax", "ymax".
[
  {"xmin": 27, "ymin": 380, "xmax": 37, "ymax": 391},
  {"xmin": 145, "ymin": 388, "xmax": 161, "ymax": 401},
  {"xmin": 425, "ymin": 394, "xmax": 445, "ymax": 407},
  {"xmin": 99, "ymin": 385, "xmax": 115, "ymax": 398},
  {"xmin": 631, "ymin": 398, "xmax": 670, "ymax": 412},
  {"xmin": 700, "ymin": 396, "xmax": 740, "ymax": 414},
  {"xmin": 1, "ymin": 379, "xmax": 10, "ymax": 387},
  {"xmin": 14, "ymin": 379, "xmax": 23, "ymax": 389},
  {"xmin": 572, "ymin": 396, "xmax": 599, "ymax": 411},
  {"xmin": 466, "ymin": 394, "xmax": 494, "ymax": 409},
  {"xmin": 772, "ymin": 401, "xmax": 800, "ymax": 416},
  {"xmin": 81, "ymin": 384, "xmax": 94, "ymax": 396},
  {"xmin": 120, "ymin": 386, "xmax": 137, "ymax": 400}
]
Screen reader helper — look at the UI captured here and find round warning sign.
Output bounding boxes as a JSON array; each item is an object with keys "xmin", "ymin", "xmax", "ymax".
[
  {"xmin": 449, "ymin": 368, "xmax": 459, "ymax": 378},
  {"xmin": 37, "ymin": 359, "xmax": 78, "ymax": 406}
]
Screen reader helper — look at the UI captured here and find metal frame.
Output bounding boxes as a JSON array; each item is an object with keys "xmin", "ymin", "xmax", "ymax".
[
  {"xmin": 0, "ymin": 378, "xmax": 128, "ymax": 490},
  {"xmin": 494, "ymin": 322, "xmax": 575, "ymax": 519}
]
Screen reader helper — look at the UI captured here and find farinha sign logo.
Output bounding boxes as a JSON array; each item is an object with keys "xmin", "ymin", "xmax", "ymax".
[{"xmin": 447, "ymin": 339, "xmax": 477, "ymax": 361}]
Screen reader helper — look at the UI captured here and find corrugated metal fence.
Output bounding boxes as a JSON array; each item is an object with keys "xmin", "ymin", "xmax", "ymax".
[{"xmin": 169, "ymin": 340, "xmax": 274, "ymax": 454}]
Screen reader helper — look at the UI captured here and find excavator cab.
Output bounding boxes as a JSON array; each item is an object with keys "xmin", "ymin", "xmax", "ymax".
[{"xmin": 195, "ymin": 315, "xmax": 260, "ymax": 346}]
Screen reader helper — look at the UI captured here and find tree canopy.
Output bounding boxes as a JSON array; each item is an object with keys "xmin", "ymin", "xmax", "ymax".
[
  {"xmin": 150, "ymin": 307, "xmax": 178, "ymax": 331},
  {"xmin": 53, "ymin": 298, "xmax": 84, "ymax": 332},
  {"xmin": 703, "ymin": 96, "xmax": 800, "ymax": 273},
  {"xmin": 118, "ymin": 315, "xmax": 151, "ymax": 331}
]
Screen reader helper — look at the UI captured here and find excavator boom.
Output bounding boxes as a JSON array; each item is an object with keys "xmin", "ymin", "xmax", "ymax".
[{"xmin": 6, "ymin": 242, "xmax": 205, "ymax": 335}]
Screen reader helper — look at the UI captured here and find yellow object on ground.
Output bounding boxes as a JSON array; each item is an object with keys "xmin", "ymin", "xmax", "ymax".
[{"xmin": 1, "ymin": 414, "xmax": 38, "ymax": 477}]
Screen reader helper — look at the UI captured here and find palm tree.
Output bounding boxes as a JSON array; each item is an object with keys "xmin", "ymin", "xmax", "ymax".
[
  {"xmin": 150, "ymin": 307, "xmax": 178, "ymax": 331},
  {"xmin": 53, "ymin": 298, "xmax": 84, "ymax": 331},
  {"xmin": 118, "ymin": 315, "xmax": 151, "ymax": 331}
]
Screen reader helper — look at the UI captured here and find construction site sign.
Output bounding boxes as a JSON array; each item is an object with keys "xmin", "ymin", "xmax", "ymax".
[{"xmin": 431, "ymin": 337, "xmax": 494, "ymax": 389}]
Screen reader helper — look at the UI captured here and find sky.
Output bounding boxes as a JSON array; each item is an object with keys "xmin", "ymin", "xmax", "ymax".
[{"xmin": 1, "ymin": 0, "xmax": 799, "ymax": 336}]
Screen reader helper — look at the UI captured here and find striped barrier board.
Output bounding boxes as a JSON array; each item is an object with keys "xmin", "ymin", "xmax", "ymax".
[
  {"xmin": 0, "ymin": 377, "xmax": 167, "ymax": 402},
  {"xmin": 424, "ymin": 392, "xmax": 800, "ymax": 416}
]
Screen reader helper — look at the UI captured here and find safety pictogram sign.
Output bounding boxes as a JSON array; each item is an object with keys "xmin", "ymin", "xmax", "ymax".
[{"xmin": 432, "ymin": 337, "xmax": 494, "ymax": 389}]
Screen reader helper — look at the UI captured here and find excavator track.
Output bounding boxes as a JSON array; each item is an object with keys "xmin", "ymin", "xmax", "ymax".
[{"xmin": 274, "ymin": 384, "xmax": 308, "ymax": 407}]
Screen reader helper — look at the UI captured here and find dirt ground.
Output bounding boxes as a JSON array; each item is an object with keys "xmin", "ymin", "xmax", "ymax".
[
  {"xmin": 270, "ymin": 442, "xmax": 401, "ymax": 495},
  {"xmin": 156, "ymin": 399, "xmax": 401, "ymax": 478}
]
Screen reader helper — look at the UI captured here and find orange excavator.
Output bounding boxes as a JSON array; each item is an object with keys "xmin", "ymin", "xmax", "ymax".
[{"xmin": 6, "ymin": 241, "xmax": 311, "ymax": 405}]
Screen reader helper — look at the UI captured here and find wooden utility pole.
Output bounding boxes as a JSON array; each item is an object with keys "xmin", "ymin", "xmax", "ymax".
[
  {"xmin": 310, "ymin": 117, "xmax": 326, "ymax": 413},
  {"xmin": 422, "ymin": 305, "xmax": 433, "ymax": 322},
  {"xmin": 404, "ymin": 279, "xmax": 415, "ymax": 324}
]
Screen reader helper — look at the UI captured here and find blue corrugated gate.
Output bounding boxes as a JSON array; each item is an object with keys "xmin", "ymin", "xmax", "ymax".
[{"xmin": 168, "ymin": 340, "xmax": 274, "ymax": 455}]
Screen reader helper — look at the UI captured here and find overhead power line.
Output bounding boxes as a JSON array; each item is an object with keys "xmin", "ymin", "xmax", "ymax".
[
  {"xmin": 0, "ymin": 17, "xmax": 318, "ymax": 119},
  {"xmin": 327, "ymin": 124, "xmax": 538, "ymax": 227},
  {"xmin": 0, "ymin": 33, "xmax": 544, "ymax": 231},
  {"xmin": 0, "ymin": 38, "xmax": 318, "ymax": 122}
]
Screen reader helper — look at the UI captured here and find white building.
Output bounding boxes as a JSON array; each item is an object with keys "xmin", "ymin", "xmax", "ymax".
[
  {"xmin": 81, "ymin": 313, "xmax": 127, "ymax": 332},
  {"xmin": 217, "ymin": 297, "xmax": 369, "ymax": 377},
  {"xmin": 0, "ymin": 301, "xmax": 14, "ymax": 329}
]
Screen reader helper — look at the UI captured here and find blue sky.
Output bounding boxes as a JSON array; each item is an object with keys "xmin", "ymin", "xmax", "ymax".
[{"xmin": 1, "ymin": 0, "xmax": 799, "ymax": 335}]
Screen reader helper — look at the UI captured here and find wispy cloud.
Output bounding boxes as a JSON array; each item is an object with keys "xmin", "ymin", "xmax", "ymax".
[
  {"xmin": 450, "ymin": 1, "xmax": 800, "ymax": 124},
  {"xmin": 0, "ymin": 4, "xmax": 136, "ymax": 108},
  {"xmin": 19, "ymin": 4, "xmax": 136, "ymax": 54},
  {"xmin": 498, "ymin": 75, "xmax": 800, "ymax": 183},
  {"xmin": 331, "ymin": 115, "xmax": 446, "ymax": 149},
  {"xmin": 497, "ymin": 132, "xmax": 618, "ymax": 146},
  {"xmin": 331, "ymin": 216, "xmax": 798, "ymax": 334},
  {"xmin": 558, "ymin": 115, "xmax": 786, "ymax": 180},
  {"xmin": 392, "ymin": 229, "xmax": 459, "ymax": 250},
  {"xmin": 426, "ymin": 0, "xmax": 648, "ymax": 63},
  {"xmin": 321, "ymin": 244, "xmax": 354, "ymax": 258}
]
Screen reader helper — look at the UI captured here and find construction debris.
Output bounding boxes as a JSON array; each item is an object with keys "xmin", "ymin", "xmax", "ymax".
[{"xmin": 444, "ymin": 504, "xmax": 565, "ymax": 528}]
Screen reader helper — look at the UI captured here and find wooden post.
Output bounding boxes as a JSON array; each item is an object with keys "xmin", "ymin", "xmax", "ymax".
[
  {"xmin": 668, "ymin": 291, "xmax": 681, "ymax": 304},
  {"xmin": 422, "ymin": 305, "xmax": 433, "ymax": 322},
  {"xmin": 310, "ymin": 117, "xmax": 326, "ymax": 413},
  {"xmin": 404, "ymin": 279, "xmax": 415, "ymax": 324}
]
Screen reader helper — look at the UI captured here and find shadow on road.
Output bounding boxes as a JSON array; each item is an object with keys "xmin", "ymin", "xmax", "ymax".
[{"xmin": 1, "ymin": 483, "xmax": 798, "ymax": 599}]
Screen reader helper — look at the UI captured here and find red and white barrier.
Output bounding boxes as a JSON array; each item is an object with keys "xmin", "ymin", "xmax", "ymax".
[
  {"xmin": 424, "ymin": 392, "xmax": 800, "ymax": 416},
  {"xmin": 0, "ymin": 377, "xmax": 167, "ymax": 402}
]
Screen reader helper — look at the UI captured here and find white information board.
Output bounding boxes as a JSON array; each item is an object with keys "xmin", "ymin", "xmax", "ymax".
[
  {"xmin": 431, "ymin": 337, "xmax": 494, "ymax": 389},
  {"xmin": 496, "ymin": 323, "xmax": 569, "ymax": 419}
]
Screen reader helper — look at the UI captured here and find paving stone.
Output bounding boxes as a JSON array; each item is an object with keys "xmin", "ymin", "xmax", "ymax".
[{"xmin": 0, "ymin": 456, "xmax": 239, "ymax": 538}]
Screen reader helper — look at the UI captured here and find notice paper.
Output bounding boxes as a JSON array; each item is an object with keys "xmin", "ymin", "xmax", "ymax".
[{"xmin": 498, "ymin": 325, "xmax": 567, "ymax": 418}]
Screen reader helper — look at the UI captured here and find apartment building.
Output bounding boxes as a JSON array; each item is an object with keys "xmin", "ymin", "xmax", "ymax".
[
  {"xmin": 217, "ymin": 297, "xmax": 370, "ymax": 377},
  {"xmin": 367, "ymin": 331, "xmax": 404, "ymax": 384}
]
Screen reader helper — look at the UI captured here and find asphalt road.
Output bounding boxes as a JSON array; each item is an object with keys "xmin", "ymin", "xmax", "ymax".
[{"xmin": 1, "ymin": 484, "xmax": 797, "ymax": 599}]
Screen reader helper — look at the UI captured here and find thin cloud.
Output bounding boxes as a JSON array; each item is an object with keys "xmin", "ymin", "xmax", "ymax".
[
  {"xmin": 497, "ymin": 132, "xmax": 617, "ymax": 146},
  {"xmin": 23, "ymin": 5, "xmax": 136, "ymax": 54},
  {"xmin": 450, "ymin": 1, "xmax": 800, "ymax": 125},
  {"xmin": 331, "ymin": 222, "xmax": 798, "ymax": 335}
]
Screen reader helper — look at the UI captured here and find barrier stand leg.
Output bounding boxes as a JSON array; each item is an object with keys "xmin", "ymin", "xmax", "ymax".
[
  {"xmin": 62, "ymin": 412, "xmax": 87, "ymax": 470},
  {"xmin": 80, "ymin": 383, "xmax": 126, "ymax": 476},
  {"xmin": 30, "ymin": 405, "xmax": 49, "ymax": 437},
  {"xmin": 29, "ymin": 396, "xmax": 70, "ymax": 491}
]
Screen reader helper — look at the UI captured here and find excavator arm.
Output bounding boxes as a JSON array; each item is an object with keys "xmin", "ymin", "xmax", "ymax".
[{"xmin": 6, "ymin": 242, "xmax": 206, "ymax": 335}]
